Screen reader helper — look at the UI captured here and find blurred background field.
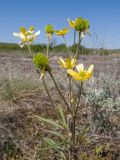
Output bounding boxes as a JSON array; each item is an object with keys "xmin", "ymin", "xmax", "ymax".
[{"xmin": 0, "ymin": 42, "xmax": 120, "ymax": 57}]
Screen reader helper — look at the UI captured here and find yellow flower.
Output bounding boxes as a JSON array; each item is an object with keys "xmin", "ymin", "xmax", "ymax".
[
  {"xmin": 74, "ymin": 17, "xmax": 89, "ymax": 32},
  {"xmin": 45, "ymin": 24, "xmax": 54, "ymax": 35},
  {"xmin": 67, "ymin": 64, "xmax": 94, "ymax": 81},
  {"xmin": 55, "ymin": 28, "xmax": 68, "ymax": 36},
  {"xmin": 68, "ymin": 17, "xmax": 90, "ymax": 38},
  {"xmin": 68, "ymin": 19, "xmax": 75, "ymax": 28},
  {"xmin": 58, "ymin": 57, "xmax": 77, "ymax": 69},
  {"xmin": 45, "ymin": 24, "xmax": 54, "ymax": 40},
  {"xmin": 13, "ymin": 26, "xmax": 40, "ymax": 47}
]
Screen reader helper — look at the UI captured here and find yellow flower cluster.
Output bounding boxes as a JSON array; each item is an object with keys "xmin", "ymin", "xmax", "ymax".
[
  {"xmin": 67, "ymin": 64, "xmax": 94, "ymax": 81},
  {"xmin": 58, "ymin": 57, "xmax": 94, "ymax": 81},
  {"xmin": 58, "ymin": 57, "xmax": 76, "ymax": 69},
  {"xmin": 68, "ymin": 17, "xmax": 90, "ymax": 38},
  {"xmin": 13, "ymin": 17, "xmax": 94, "ymax": 81},
  {"xmin": 13, "ymin": 26, "xmax": 40, "ymax": 47}
]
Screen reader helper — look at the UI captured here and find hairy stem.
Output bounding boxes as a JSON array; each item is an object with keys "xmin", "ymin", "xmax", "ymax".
[
  {"xmin": 75, "ymin": 81, "xmax": 83, "ymax": 115},
  {"xmin": 72, "ymin": 114, "xmax": 76, "ymax": 158},
  {"xmin": 74, "ymin": 29, "xmax": 76, "ymax": 46},
  {"xmin": 75, "ymin": 32, "xmax": 81, "ymax": 59},
  {"xmin": 47, "ymin": 39, "xmax": 50, "ymax": 58},
  {"xmin": 63, "ymin": 36, "xmax": 71, "ymax": 56},
  {"xmin": 42, "ymin": 76, "xmax": 55, "ymax": 108},
  {"xmin": 48, "ymin": 71, "xmax": 72, "ymax": 114},
  {"xmin": 68, "ymin": 75, "xmax": 72, "ymax": 109},
  {"xmin": 71, "ymin": 82, "xmax": 83, "ymax": 160},
  {"xmin": 27, "ymin": 44, "xmax": 32, "ymax": 55}
]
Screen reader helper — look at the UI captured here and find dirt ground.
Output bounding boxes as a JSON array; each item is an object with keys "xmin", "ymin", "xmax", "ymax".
[
  {"xmin": 0, "ymin": 53, "xmax": 120, "ymax": 160},
  {"xmin": 0, "ymin": 53, "xmax": 120, "ymax": 79}
]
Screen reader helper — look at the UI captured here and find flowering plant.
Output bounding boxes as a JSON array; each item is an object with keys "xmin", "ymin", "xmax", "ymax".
[
  {"xmin": 13, "ymin": 26, "xmax": 40, "ymax": 53},
  {"xmin": 14, "ymin": 17, "xmax": 95, "ymax": 160}
]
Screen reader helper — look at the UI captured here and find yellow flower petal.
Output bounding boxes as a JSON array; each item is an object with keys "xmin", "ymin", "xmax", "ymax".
[
  {"xmin": 29, "ymin": 26, "xmax": 35, "ymax": 32},
  {"xmin": 58, "ymin": 58, "xmax": 66, "ymax": 65},
  {"xmin": 20, "ymin": 27, "xmax": 26, "ymax": 34},
  {"xmin": 55, "ymin": 28, "xmax": 68, "ymax": 36},
  {"xmin": 13, "ymin": 32, "xmax": 25, "ymax": 39},
  {"xmin": 87, "ymin": 65, "xmax": 94, "ymax": 73},
  {"xmin": 34, "ymin": 30, "xmax": 40, "ymax": 37},
  {"xmin": 58, "ymin": 58, "xmax": 77, "ymax": 69},
  {"xmin": 67, "ymin": 69, "xmax": 82, "ymax": 80},
  {"xmin": 68, "ymin": 64, "xmax": 94, "ymax": 81},
  {"xmin": 68, "ymin": 18, "xmax": 75, "ymax": 28},
  {"xmin": 76, "ymin": 64, "xmax": 84, "ymax": 72},
  {"xmin": 85, "ymin": 65, "xmax": 94, "ymax": 79}
]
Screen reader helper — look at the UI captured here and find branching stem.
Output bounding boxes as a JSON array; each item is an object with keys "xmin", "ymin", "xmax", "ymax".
[{"xmin": 49, "ymin": 71, "xmax": 73, "ymax": 114}]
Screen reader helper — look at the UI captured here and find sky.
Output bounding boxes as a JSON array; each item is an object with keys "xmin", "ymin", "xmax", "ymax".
[{"xmin": 0, "ymin": 0, "xmax": 120, "ymax": 49}]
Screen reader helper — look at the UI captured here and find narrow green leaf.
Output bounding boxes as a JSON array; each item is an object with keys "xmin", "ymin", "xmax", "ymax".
[
  {"xmin": 58, "ymin": 107, "xmax": 67, "ymax": 129},
  {"xmin": 44, "ymin": 129, "xmax": 65, "ymax": 140},
  {"xmin": 43, "ymin": 137, "xmax": 61, "ymax": 150},
  {"xmin": 34, "ymin": 115, "xmax": 64, "ymax": 129}
]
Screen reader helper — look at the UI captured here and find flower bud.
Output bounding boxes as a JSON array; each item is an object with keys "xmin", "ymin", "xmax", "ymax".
[{"xmin": 33, "ymin": 53, "xmax": 51, "ymax": 71}]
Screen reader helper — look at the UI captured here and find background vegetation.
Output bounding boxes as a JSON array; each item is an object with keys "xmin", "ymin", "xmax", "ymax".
[{"xmin": 0, "ymin": 42, "xmax": 120, "ymax": 56}]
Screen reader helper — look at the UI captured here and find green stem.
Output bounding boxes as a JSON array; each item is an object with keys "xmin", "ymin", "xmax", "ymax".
[
  {"xmin": 71, "ymin": 82, "xmax": 83, "ymax": 160},
  {"xmin": 63, "ymin": 36, "xmax": 71, "ymax": 56},
  {"xmin": 68, "ymin": 75, "xmax": 72, "ymax": 109},
  {"xmin": 72, "ymin": 115, "xmax": 75, "ymax": 153},
  {"xmin": 75, "ymin": 81, "xmax": 83, "ymax": 115},
  {"xmin": 27, "ymin": 44, "xmax": 32, "ymax": 55},
  {"xmin": 74, "ymin": 29, "xmax": 76, "ymax": 46},
  {"xmin": 48, "ymin": 71, "xmax": 72, "ymax": 114},
  {"xmin": 42, "ymin": 76, "xmax": 55, "ymax": 108},
  {"xmin": 47, "ymin": 39, "xmax": 50, "ymax": 58},
  {"xmin": 75, "ymin": 32, "xmax": 81, "ymax": 59}
]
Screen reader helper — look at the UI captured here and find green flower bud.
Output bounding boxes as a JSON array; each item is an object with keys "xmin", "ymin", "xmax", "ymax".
[
  {"xmin": 45, "ymin": 24, "xmax": 54, "ymax": 35},
  {"xmin": 33, "ymin": 53, "xmax": 50, "ymax": 71},
  {"xmin": 75, "ymin": 17, "xmax": 89, "ymax": 32}
]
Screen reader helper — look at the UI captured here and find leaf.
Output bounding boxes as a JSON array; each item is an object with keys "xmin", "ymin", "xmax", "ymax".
[
  {"xmin": 43, "ymin": 137, "xmax": 61, "ymax": 150},
  {"xmin": 58, "ymin": 107, "xmax": 67, "ymax": 129},
  {"xmin": 76, "ymin": 124, "xmax": 89, "ymax": 142},
  {"xmin": 34, "ymin": 115, "xmax": 64, "ymax": 129},
  {"xmin": 43, "ymin": 130, "xmax": 65, "ymax": 140},
  {"xmin": 59, "ymin": 151, "xmax": 66, "ymax": 160}
]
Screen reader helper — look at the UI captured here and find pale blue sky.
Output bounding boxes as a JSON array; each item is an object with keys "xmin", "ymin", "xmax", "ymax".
[{"xmin": 0, "ymin": 0, "xmax": 120, "ymax": 48}]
